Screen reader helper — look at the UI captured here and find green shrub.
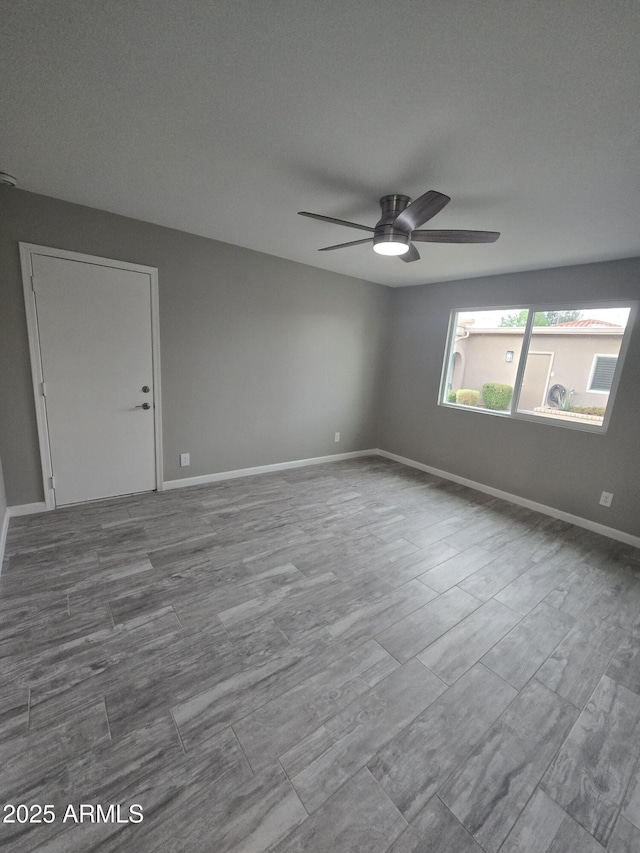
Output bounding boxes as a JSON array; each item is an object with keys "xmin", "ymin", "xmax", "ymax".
[
  {"xmin": 447, "ymin": 390, "xmax": 457, "ymax": 403},
  {"xmin": 482, "ymin": 382, "xmax": 514, "ymax": 410},
  {"xmin": 456, "ymin": 389, "xmax": 480, "ymax": 406},
  {"xmin": 570, "ymin": 406, "xmax": 606, "ymax": 416}
]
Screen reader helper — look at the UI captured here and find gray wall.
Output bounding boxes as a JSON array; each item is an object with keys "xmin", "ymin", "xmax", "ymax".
[
  {"xmin": 3, "ymin": 187, "xmax": 639, "ymax": 540},
  {"xmin": 0, "ymin": 455, "xmax": 6, "ymax": 573},
  {"xmin": 0, "ymin": 189, "xmax": 390, "ymax": 505},
  {"xmin": 378, "ymin": 258, "xmax": 640, "ymax": 538},
  {"xmin": 0, "ymin": 456, "xmax": 7, "ymax": 527}
]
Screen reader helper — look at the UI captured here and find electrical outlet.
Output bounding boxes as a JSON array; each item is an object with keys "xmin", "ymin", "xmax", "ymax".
[
  {"xmin": 599, "ymin": 491, "xmax": 614, "ymax": 507},
  {"xmin": 334, "ymin": 432, "xmax": 340, "ymax": 443},
  {"xmin": 180, "ymin": 453, "xmax": 190, "ymax": 467}
]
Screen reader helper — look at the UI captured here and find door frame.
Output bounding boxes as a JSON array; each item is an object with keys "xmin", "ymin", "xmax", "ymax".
[{"xmin": 19, "ymin": 243, "xmax": 164, "ymax": 510}]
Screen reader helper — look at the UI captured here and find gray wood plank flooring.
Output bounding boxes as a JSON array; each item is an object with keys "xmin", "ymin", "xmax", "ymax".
[
  {"xmin": 541, "ymin": 674, "xmax": 640, "ymax": 845},
  {"xmin": 1, "ymin": 456, "xmax": 639, "ymax": 851},
  {"xmin": 439, "ymin": 679, "xmax": 579, "ymax": 852}
]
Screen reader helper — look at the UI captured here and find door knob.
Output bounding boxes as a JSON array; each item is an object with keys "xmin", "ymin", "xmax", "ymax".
[{"xmin": 135, "ymin": 402, "xmax": 151, "ymax": 410}]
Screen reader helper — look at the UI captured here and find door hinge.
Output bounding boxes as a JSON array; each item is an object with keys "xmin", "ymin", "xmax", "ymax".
[
  {"xmin": 40, "ymin": 381, "xmax": 47, "ymax": 397},
  {"xmin": 49, "ymin": 476, "xmax": 55, "ymax": 490},
  {"xmin": 31, "ymin": 275, "xmax": 36, "ymax": 292}
]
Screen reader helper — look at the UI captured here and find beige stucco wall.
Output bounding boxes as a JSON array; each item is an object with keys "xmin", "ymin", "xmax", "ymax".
[
  {"xmin": 452, "ymin": 329, "xmax": 623, "ymax": 408},
  {"xmin": 453, "ymin": 331, "xmax": 523, "ymax": 393},
  {"xmin": 527, "ymin": 330, "xmax": 623, "ymax": 407}
]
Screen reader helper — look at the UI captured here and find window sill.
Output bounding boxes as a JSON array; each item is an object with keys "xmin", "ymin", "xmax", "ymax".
[{"xmin": 440, "ymin": 401, "xmax": 608, "ymax": 433}]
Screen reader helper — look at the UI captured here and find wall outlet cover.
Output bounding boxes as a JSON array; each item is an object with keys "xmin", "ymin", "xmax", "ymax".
[{"xmin": 180, "ymin": 453, "xmax": 190, "ymax": 467}]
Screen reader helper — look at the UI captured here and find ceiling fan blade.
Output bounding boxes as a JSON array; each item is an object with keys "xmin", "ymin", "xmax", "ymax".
[
  {"xmin": 393, "ymin": 191, "xmax": 450, "ymax": 232},
  {"xmin": 317, "ymin": 238, "xmax": 374, "ymax": 252},
  {"xmin": 298, "ymin": 211, "xmax": 375, "ymax": 233},
  {"xmin": 399, "ymin": 243, "xmax": 420, "ymax": 263},
  {"xmin": 411, "ymin": 229, "xmax": 500, "ymax": 243}
]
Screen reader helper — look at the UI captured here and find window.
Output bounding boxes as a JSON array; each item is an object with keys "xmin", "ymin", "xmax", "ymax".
[
  {"xmin": 588, "ymin": 355, "xmax": 617, "ymax": 393},
  {"xmin": 439, "ymin": 304, "xmax": 635, "ymax": 431}
]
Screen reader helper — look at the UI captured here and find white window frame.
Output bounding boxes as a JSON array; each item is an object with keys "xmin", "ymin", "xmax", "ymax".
[
  {"xmin": 587, "ymin": 353, "xmax": 618, "ymax": 395},
  {"xmin": 438, "ymin": 301, "xmax": 637, "ymax": 433}
]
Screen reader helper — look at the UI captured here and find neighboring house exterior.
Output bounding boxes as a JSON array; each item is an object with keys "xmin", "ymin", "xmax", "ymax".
[{"xmin": 450, "ymin": 319, "xmax": 624, "ymax": 412}]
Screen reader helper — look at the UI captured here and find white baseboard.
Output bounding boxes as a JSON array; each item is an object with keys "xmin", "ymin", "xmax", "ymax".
[
  {"xmin": 8, "ymin": 502, "xmax": 48, "ymax": 517},
  {"xmin": 0, "ymin": 507, "xmax": 9, "ymax": 576},
  {"xmin": 376, "ymin": 449, "xmax": 640, "ymax": 550},
  {"xmin": 163, "ymin": 449, "xmax": 378, "ymax": 491},
  {"xmin": 9, "ymin": 453, "xmax": 636, "ymax": 551}
]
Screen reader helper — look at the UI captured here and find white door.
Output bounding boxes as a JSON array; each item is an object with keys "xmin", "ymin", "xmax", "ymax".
[
  {"xmin": 518, "ymin": 352, "xmax": 554, "ymax": 412},
  {"xmin": 31, "ymin": 253, "xmax": 157, "ymax": 505}
]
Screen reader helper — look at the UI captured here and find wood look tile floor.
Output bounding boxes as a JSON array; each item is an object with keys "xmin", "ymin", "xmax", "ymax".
[{"xmin": 1, "ymin": 457, "xmax": 640, "ymax": 852}]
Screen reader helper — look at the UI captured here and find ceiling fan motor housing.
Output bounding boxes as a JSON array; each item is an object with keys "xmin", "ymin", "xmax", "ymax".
[{"xmin": 373, "ymin": 194, "xmax": 411, "ymax": 250}]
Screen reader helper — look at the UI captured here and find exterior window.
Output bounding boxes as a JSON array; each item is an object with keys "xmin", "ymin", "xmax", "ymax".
[
  {"xmin": 440, "ymin": 304, "xmax": 634, "ymax": 431},
  {"xmin": 588, "ymin": 355, "xmax": 617, "ymax": 393}
]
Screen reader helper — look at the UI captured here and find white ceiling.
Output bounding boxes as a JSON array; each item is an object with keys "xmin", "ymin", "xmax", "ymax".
[{"xmin": 2, "ymin": 1, "xmax": 640, "ymax": 287}]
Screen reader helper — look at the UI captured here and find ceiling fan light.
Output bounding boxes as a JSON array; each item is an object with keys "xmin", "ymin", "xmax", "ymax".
[
  {"xmin": 373, "ymin": 241, "xmax": 409, "ymax": 256},
  {"xmin": 373, "ymin": 226, "xmax": 410, "ymax": 256}
]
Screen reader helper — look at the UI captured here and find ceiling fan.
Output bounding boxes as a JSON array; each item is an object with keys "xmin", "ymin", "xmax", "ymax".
[{"xmin": 299, "ymin": 190, "xmax": 499, "ymax": 263}]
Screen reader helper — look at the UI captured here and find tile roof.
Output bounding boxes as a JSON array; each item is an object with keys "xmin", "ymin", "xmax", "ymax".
[{"xmin": 554, "ymin": 319, "xmax": 621, "ymax": 327}]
